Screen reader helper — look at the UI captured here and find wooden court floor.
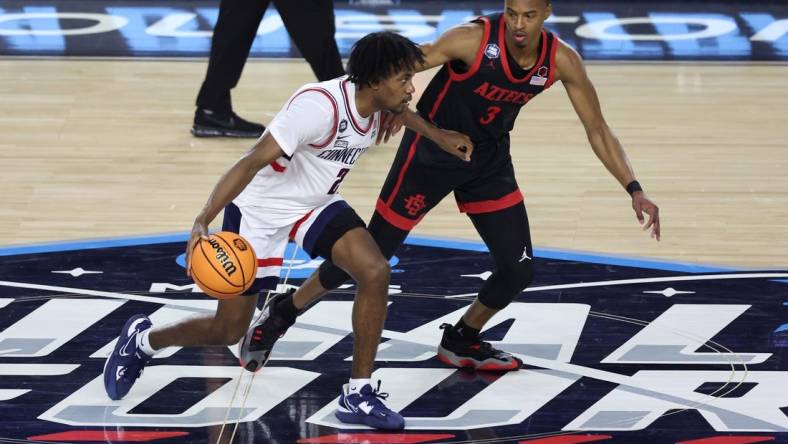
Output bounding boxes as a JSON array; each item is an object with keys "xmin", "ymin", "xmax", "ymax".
[{"xmin": 1, "ymin": 58, "xmax": 786, "ymax": 269}]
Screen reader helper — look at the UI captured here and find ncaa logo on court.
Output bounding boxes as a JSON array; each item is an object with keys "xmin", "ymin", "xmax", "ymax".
[
  {"xmin": 0, "ymin": 235, "xmax": 786, "ymax": 443},
  {"xmin": 484, "ymin": 43, "xmax": 500, "ymax": 59}
]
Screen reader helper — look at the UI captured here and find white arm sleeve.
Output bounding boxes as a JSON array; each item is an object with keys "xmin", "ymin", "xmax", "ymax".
[{"xmin": 266, "ymin": 90, "xmax": 335, "ymax": 157}]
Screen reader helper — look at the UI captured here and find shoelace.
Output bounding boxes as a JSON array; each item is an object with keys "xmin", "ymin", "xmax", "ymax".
[
  {"xmin": 440, "ymin": 323, "xmax": 508, "ymax": 358},
  {"xmin": 120, "ymin": 352, "xmax": 148, "ymax": 381},
  {"xmin": 363, "ymin": 380, "xmax": 391, "ymax": 408}
]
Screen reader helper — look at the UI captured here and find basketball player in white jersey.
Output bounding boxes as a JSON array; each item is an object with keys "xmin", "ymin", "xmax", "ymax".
[{"xmin": 103, "ymin": 32, "xmax": 473, "ymax": 431}]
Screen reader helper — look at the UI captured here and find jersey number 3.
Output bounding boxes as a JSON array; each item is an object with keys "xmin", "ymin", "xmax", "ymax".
[
  {"xmin": 479, "ymin": 106, "xmax": 502, "ymax": 125},
  {"xmin": 328, "ymin": 168, "xmax": 350, "ymax": 194}
]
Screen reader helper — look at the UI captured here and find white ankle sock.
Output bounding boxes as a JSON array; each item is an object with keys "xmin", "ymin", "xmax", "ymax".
[
  {"xmin": 136, "ymin": 329, "xmax": 159, "ymax": 357},
  {"xmin": 348, "ymin": 378, "xmax": 371, "ymax": 394}
]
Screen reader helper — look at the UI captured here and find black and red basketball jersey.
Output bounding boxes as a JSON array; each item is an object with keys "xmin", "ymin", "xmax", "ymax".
[{"xmin": 416, "ymin": 13, "xmax": 559, "ymax": 148}]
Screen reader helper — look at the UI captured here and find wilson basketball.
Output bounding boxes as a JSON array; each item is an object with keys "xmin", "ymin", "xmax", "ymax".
[{"xmin": 190, "ymin": 232, "xmax": 257, "ymax": 299}]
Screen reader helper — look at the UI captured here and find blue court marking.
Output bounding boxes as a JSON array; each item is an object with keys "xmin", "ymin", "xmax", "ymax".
[
  {"xmin": 0, "ymin": 232, "xmax": 189, "ymax": 257},
  {"xmin": 405, "ymin": 234, "xmax": 732, "ymax": 273},
  {"xmin": 0, "ymin": 231, "xmax": 739, "ymax": 274}
]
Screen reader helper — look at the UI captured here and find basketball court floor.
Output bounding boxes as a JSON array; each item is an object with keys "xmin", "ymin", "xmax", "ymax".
[{"xmin": 1, "ymin": 1, "xmax": 787, "ymax": 442}]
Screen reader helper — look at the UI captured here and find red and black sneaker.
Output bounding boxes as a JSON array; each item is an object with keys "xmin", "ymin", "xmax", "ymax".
[
  {"xmin": 436, "ymin": 323, "xmax": 522, "ymax": 372},
  {"xmin": 238, "ymin": 290, "xmax": 295, "ymax": 372}
]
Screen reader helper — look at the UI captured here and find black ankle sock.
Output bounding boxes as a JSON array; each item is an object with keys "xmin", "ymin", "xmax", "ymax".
[
  {"xmin": 454, "ymin": 318, "xmax": 480, "ymax": 342},
  {"xmin": 275, "ymin": 293, "xmax": 299, "ymax": 325}
]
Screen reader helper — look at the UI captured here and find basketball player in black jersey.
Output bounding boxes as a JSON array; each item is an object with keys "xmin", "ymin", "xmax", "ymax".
[{"xmin": 251, "ymin": 0, "xmax": 661, "ymax": 373}]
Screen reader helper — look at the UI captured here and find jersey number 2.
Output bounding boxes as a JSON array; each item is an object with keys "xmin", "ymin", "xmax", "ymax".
[
  {"xmin": 479, "ymin": 106, "xmax": 501, "ymax": 125},
  {"xmin": 328, "ymin": 168, "xmax": 350, "ymax": 194}
]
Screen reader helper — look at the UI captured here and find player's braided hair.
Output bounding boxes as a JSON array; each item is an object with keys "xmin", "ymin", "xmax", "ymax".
[{"xmin": 346, "ymin": 31, "xmax": 425, "ymax": 87}]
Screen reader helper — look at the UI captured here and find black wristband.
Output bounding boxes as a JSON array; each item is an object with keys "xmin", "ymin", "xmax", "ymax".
[{"xmin": 626, "ymin": 180, "xmax": 643, "ymax": 196}]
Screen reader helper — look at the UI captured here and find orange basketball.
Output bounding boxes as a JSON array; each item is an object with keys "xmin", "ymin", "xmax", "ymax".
[{"xmin": 190, "ymin": 232, "xmax": 257, "ymax": 299}]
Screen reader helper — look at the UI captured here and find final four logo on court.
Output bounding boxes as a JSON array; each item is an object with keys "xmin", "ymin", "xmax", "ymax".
[{"xmin": 0, "ymin": 235, "xmax": 786, "ymax": 442}]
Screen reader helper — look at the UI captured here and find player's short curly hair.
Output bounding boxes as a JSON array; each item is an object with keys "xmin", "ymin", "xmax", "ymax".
[{"xmin": 346, "ymin": 32, "xmax": 425, "ymax": 87}]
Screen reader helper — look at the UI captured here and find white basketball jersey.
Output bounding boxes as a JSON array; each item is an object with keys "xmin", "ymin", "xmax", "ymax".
[{"xmin": 233, "ymin": 76, "xmax": 381, "ymax": 226}]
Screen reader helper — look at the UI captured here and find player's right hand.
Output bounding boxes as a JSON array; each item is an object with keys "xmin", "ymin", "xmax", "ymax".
[
  {"xmin": 185, "ymin": 221, "xmax": 210, "ymax": 277},
  {"xmin": 437, "ymin": 129, "xmax": 474, "ymax": 162},
  {"xmin": 376, "ymin": 111, "xmax": 405, "ymax": 145}
]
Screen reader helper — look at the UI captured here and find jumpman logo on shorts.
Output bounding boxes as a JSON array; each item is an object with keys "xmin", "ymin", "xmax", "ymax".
[{"xmin": 518, "ymin": 245, "xmax": 531, "ymax": 262}]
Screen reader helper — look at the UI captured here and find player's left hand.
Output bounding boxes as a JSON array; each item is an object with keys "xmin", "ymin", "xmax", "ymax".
[
  {"xmin": 185, "ymin": 220, "xmax": 210, "ymax": 277},
  {"xmin": 632, "ymin": 191, "xmax": 660, "ymax": 241},
  {"xmin": 436, "ymin": 129, "xmax": 474, "ymax": 162},
  {"xmin": 376, "ymin": 111, "xmax": 405, "ymax": 145}
]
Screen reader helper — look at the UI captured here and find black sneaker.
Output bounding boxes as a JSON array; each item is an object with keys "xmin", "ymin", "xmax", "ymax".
[
  {"xmin": 191, "ymin": 108, "xmax": 265, "ymax": 138},
  {"xmin": 238, "ymin": 290, "xmax": 295, "ymax": 372},
  {"xmin": 436, "ymin": 323, "xmax": 522, "ymax": 371}
]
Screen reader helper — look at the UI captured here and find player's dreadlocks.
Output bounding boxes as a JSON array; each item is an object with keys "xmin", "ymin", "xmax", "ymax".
[{"xmin": 346, "ymin": 31, "xmax": 425, "ymax": 87}]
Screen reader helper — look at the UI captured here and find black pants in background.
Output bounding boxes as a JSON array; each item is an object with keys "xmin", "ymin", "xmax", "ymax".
[{"xmin": 196, "ymin": 0, "xmax": 345, "ymax": 114}]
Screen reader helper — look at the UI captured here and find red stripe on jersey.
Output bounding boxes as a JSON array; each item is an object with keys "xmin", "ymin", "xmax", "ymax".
[
  {"xmin": 448, "ymin": 16, "xmax": 491, "ymax": 82},
  {"xmin": 384, "ymin": 72, "xmax": 454, "ymax": 210},
  {"xmin": 375, "ymin": 198, "xmax": 423, "ymax": 231},
  {"xmin": 457, "ymin": 189, "xmax": 523, "ymax": 214},
  {"xmin": 341, "ymin": 79, "xmax": 374, "ymax": 134},
  {"xmin": 428, "ymin": 75, "xmax": 455, "ymax": 120},
  {"xmin": 270, "ymin": 160, "xmax": 286, "ymax": 172},
  {"xmin": 286, "ymin": 87, "xmax": 338, "ymax": 149},
  {"xmin": 289, "ymin": 210, "xmax": 314, "ymax": 240},
  {"xmin": 385, "ymin": 133, "xmax": 421, "ymax": 207},
  {"xmin": 545, "ymin": 35, "xmax": 559, "ymax": 89},
  {"xmin": 499, "ymin": 15, "xmax": 549, "ymax": 84},
  {"xmin": 258, "ymin": 258, "xmax": 284, "ymax": 267}
]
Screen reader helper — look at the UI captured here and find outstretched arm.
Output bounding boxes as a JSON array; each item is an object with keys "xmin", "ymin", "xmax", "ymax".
[
  {"xmin": 555, "ymin": 40, "xmax": 661, "ymax": 241},
  {"xmin": 417, "ymin": 22, "xmax": 485, "ymax": 71},
  {"xmin": 376, "ymin": 22, "xmax": 483, "ymax": 144}
]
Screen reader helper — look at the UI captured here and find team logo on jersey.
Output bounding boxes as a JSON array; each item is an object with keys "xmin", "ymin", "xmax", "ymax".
[
  {"xmin": 484, "ymin": 43, "xmax": 500, "ymax": 59},
  {"xmin": 338, "ymin": 119, "xmax": 348, "ymax": 133},
  {"xmin": 404, "ymin": 194, "xmax": 427, "ymax": 216}
]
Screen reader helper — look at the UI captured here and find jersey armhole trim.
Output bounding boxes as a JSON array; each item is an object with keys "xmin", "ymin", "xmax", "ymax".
[
  {"xmin": 545, "ymin": 35, "xmax": 559, "ymax": 89},
  {"xmin": 448, "ymin": 16, "xmax": 491, "ymax": 82}
]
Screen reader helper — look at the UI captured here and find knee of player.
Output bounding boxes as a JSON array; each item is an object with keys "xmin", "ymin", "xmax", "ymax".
[
  {"xmin": 356, "ymin": 257, "xmax": 390, "ymax": 288},
  {"xmin": 502, "ymin": 260, "xmax": 535, "ymax": 290},
  {"xmin": 318, "ymin": 260, "xmax": 351, "ymax": 290}
]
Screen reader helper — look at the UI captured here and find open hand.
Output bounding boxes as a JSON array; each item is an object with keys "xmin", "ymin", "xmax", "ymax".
[
  {"xmin": 632, "ymin": 192, "xmax": 660, "ymax": 241},
  {"xmin": 376, "ymin": 111, "xmax": 405, "ymax": 145}
]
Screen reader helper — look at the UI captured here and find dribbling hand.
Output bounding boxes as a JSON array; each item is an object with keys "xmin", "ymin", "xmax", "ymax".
[{"xmin": 185, "ymin": 221, "xmax": 210, "ymax": 277}]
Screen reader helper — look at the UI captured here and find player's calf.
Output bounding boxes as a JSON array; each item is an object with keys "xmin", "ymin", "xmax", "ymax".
[{"xmin": 239, "ymin": 289, "xmax": 297, "ymax": 372}]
